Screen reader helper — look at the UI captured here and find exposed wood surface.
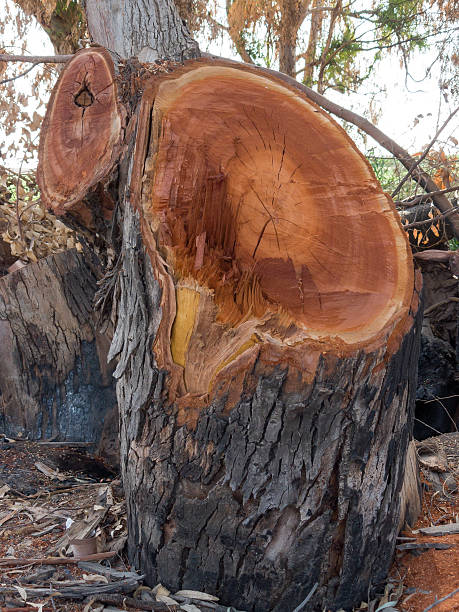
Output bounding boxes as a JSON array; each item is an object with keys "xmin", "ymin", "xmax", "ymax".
[
  {"xmin": 37, "ymin": 47, "xmax": 125, "ymax": 216},
  {"xmin": 131, "ymin": 58, "xmax": 415, "ymax": 405}
]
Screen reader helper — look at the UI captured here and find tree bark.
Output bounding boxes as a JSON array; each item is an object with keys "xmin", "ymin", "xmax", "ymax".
[
  {"xmin": 0, "ymin": 248, "xmax": 117, "ymax": 460},
  {"xmin": 83, "ymin": 0, "xmax": 200, "ymax": 62},
  {"xmin": 37, "ymin": 44, "xmax": 421, "ymax": 611}
]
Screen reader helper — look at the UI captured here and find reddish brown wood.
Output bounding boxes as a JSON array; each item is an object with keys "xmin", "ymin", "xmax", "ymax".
[
  {"xmin": 130, "ymin": 58, "xmax": 415, "ymax": 407},
  {"xmin": 37, "ymin": 47, "xmax": 125, "ymax": 216}
]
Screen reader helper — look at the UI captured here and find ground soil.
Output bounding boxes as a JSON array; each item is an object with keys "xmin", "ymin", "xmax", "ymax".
[
  {"xmin": 392, "ymin": 435, "xmax": 459, "ymax": 612},
  {"xmin": 0, "ymin": 438, "xmax": 457, "ymax": 612}
]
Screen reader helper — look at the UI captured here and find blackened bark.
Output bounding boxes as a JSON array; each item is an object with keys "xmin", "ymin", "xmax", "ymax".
[
  {"xmin": 108, "ymin": 198, "xmax": 422, "ymax": 611},
  {"xmin": 0, "ymin": 249, "xmax": 117, "ymax": 459}
]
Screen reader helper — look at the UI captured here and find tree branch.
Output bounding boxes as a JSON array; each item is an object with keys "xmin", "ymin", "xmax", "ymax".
[
  {"xmin": 396, "ymin": 185, "xmax": 459, "ymax": 207},
  {"xmin": 0, "ymin": 63, "xmax": 39, "ymax": 85},
  {"xmin": 0, "ymin": 53, "xmax": 72, "ymax": 63},
  {"xmin": 391, "ymin": 106, "xmax": 459, "ymax": 198},
  {"xmin": 402, "ymin": 205, "xmax": 459, "ymax": 229}
]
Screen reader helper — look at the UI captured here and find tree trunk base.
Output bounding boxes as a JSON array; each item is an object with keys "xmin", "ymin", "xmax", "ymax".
[
  {"xmin": 0, "ymin": 249, "xmax": 118, "ymax": 462},
  {"xmin": 120, "ymin": 242, "xmax": 421, "ymax": 611}
]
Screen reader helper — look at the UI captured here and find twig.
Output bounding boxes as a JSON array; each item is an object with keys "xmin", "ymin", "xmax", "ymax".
[
  {"xmin": 414, "ymin": 417, "xmax": 443, "ymax": 436},
  {"xmin": 0, "ymin": 54, "xmax": 71, "ymax": 64},
  {"xmin": 0, "ymin": 551, "xmax": 116, "ymax": 566},
  {"xmin": 422, "ymin": 587, "xmax": 459, "ymax": 611},
  {"xmin": 424, "ymin": 297, "xmax": 459, "ymax": 315},
  {"xmin": 85, "ymin": 594, "xmax": 176, "ymax": 611},
  {"xmin": 0, "ymin": 63, "xmax": 38, "ymax": 86},
  {"xmin": 402, "ymin": 205, "xmax": 459, "ymax": 229},
  {"xmin": 424, "ymin": 394, "xmax": 459, "ymax": 403},
  {"xmin": 396, "ymin": 185, "xmax": 459, "ymax": 207},
  {"xmin": 292, "ymin": 583, "xmax": 319, "ymax": 612},
  {"xmin": 391, "ymin": 106, "xmax": 459, "ymax": 198}
]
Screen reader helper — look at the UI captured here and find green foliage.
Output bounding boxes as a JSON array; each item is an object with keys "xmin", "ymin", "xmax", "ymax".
[{"xmin": 367, "ymin": 151, "xmax": 414, "ymax": 198}]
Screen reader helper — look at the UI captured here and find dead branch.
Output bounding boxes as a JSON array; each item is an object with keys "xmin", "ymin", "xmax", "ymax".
[
  {"xmin": 0, "ymin": 54, "xmax": 71, "ymax": 63},
  {"xmin": 391, "ymin": 106, "xmax": 459, "ymax": 198},
  {"xmin": 424, "ymin": 297, "xmax": 459, "ymax": 316},
  {"xmin": 396, "ymin": 185, "xmax": 459, "ymax": 207},
  {"xmin": 402, "ymin": 205, "xmax": 459, "ymax": 229},
  {"xmin": 0, "ymin": 551, "xmax": 116, "ymax": 566},
  {"xmin": 0, "ymin": 64, "xmax": 39, "ymax": 86},
  {"xmin": 422, "ymin": 587, "xmax": 459, "ymax": 611}
]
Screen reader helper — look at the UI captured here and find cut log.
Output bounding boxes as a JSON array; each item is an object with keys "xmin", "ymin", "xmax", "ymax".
[
  {"xmin": 37, "ymin": 46, "xmax": 125, "ymax": 243},
  {"xmin": 38, "ymin": 49, "xmax": 422, "ymax": 612},
  {"xmin": 0, "ymin": 248, "xmax": 117, "ymax": 462}
]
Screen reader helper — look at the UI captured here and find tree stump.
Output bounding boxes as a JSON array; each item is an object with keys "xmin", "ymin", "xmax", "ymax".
[{"xmin": 38, "ymin": 48, "xmax": 421, "ymax": 611}]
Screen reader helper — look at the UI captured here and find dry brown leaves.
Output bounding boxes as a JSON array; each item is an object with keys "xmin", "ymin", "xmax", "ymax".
[{"xmin": 0, "ymin": 169, "xmax": 80, "ymax": 265}]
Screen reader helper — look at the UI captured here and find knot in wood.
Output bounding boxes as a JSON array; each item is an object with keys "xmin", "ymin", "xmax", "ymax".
[{"xmin": 74, "ymin": 86, "xmax": 94, "ymax": 108}]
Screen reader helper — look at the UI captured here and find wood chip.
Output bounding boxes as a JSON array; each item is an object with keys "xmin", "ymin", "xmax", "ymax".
[
  {"xmin": 175, "ymin": 590, "xmax": 219, "ymax": 602},
  {"xmin": 34, "ymin": 461, "xmax": 66, "ymax": 481}
]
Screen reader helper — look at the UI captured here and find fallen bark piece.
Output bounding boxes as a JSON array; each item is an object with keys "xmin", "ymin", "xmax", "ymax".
[
  {"xmin": 174, "ymin": 590, "xmax": 219, "ymax": 602},
  {"xmin": 396, "ymin": 542, "xmax": 453, "ymax": 551},
  {"xmin": 77, "ymin": 561, "xmax": 142, "ymax": 580},
  {"xmin": 414, "ymin": 523, "xmax": 459, "ymax": 536},
  {"xmin": 50, "ymin": 506, "xmax": 107, "ymax": 554},
  {"xmin": 34, "ymin": 462, "xmax": 66, "ymax": 481},
  {"xmin": 0, "ymin": 551, "xmax": 116, "ymax": 566},
  {"xmin": 83, "ymin": 593, "xmax": 178, "ymax": 611}
]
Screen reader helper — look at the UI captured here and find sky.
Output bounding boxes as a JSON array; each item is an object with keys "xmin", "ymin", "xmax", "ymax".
[{"xmin": 0, "ymin": 0, "xmax": 457, "ymax": 169}]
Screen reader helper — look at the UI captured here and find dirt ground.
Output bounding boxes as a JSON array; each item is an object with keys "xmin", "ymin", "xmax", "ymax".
[
  {"xmin": 392, "ymin": 433, "xmax": 459, "ymax": 612},
  {"xmin": 0, "ymin": 437, "xmax": 457, "ymax": 612}
]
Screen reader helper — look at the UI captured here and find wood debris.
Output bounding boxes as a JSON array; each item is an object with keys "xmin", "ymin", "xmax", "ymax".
[{"xmin": 0, "ymin": 442, "xmax": 245, "ymax": 612}]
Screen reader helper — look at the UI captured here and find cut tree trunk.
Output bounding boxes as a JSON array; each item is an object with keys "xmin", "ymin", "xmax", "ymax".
[
  {"xmin": 0, "ymin": 248, "xmax": 118, "ymax": 462},
  {"xmin": 38, "ymin": 47, "xmax": 422, "ymax": 611}
]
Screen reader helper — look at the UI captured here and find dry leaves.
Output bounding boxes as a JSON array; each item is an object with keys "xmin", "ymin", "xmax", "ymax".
[{"xmin": 0, "ymin": 169, "xmax": 80, "ymax": 265}]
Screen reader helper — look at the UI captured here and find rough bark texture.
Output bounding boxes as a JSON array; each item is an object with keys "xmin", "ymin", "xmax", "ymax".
[
  {"xmin": 83, "ymin": 0, "xmax": 200, "ymax": 62},
  {"xmin": 38, "ymin": 48, "xmax": 422, "ymax": 611},
  {"xmin": 112, "ymin": 212, "xmax": 421, "ymax": 610},
  {"xmin": 0, "ymin": 249, "xmax": 117, "ymax": 458}
]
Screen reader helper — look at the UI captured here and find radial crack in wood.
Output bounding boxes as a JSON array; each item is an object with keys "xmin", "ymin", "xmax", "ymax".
[
  {"xmin": 37, "ymin": 47, "xmax": 125, "ymax": 216},
  {"xmin": 131, "ymin": 59, "xmax": 414, "ymax": 407}
]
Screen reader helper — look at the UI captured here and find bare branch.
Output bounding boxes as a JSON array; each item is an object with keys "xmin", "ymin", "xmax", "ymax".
[
  {"xmin": 0, "ymin": 62, "xmax": 38, "ymax": 85},
  {"xmin": 0, "ymin": 53, "xmax": 72, "ymax": 63},
  {"xmin": 402, "ymin": 205, "xmax": 459, "ymax": 229},
  {"xmin": 391, "ymin": 106, "xmax": 459, "ymax": 198},
  {"xmin": 422, "ymin": 587, "xmax": 459, "ymax": 611},
  {"xmin": 396, "ymin": 185, "xmax": 459, "ymax": 207}
]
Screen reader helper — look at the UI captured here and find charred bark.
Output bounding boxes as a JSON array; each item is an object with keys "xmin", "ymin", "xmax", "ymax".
[
  {"xmin": 37, "ymin": 47, "xmax": 421, "ymax": 611},
  {"xmin": 0, "ymin": 249, "xmax": 117, "ymax": 461}
]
